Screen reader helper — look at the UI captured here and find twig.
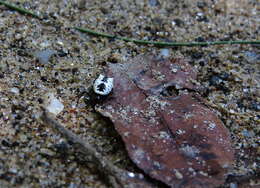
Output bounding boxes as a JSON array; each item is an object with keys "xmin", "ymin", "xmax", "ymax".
[
  {"xmin": 0, "ymin": 0, "xmax": 40, "ymax": 18},
  {"xmin": 74, "ymin": 27, "xmax": 260, "ymax": 47},
  {"xmin": 40, "ymin": 109, "xmax": 154, "ymax": 188}
]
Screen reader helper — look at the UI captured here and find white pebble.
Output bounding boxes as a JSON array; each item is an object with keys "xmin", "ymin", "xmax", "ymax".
[
  {"xmin": 159, "ymin": 49, "xmax": 170, "ymax": 58},
  {"xmin": 45, "ymin": 93, "xmax": 64, "ymax": 115},
  {"xmin": 172, "ymin": 68, "xmax": 178, "ymax": 73},
  {"xmin": 128, "ymin": 172, "xmax": 135, "ymax": 178},
  {"xmin": 197, "ymin": 12, "xmax": 204, "ymax": 17},
  {"xmin": 10, "ymin": 87, "xmax": 19, "ymax": 94}
]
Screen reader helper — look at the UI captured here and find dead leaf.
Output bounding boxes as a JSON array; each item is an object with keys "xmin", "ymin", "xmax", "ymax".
[{"xmin": 96, "ymin": 55, "xmax": 234, "ymax": 188}]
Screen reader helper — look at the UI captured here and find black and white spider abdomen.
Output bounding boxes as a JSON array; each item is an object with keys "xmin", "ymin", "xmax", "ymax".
[{"xmin": 93, "ymin": 74, "xmax": 114, "ymax": 95}]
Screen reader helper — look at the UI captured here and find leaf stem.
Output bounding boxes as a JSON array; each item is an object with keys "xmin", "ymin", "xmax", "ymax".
[
  {"xmin": 0, "ymin": 0, "xmax": 40, "ymax": 18},
  {"xmin": 74, "ymin": 27, "xmax": 260, "ymax": 47}
]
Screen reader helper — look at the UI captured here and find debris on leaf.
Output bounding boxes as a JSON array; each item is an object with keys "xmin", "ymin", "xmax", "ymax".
[{"xmin": 96, "ymin": 55, "xmax": 234, "ymax": 188}]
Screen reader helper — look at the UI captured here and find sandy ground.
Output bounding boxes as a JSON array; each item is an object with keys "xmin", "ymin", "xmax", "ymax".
[{"xmin": 0, "ymin": 0, "xmax": 259, "ymax": 187}]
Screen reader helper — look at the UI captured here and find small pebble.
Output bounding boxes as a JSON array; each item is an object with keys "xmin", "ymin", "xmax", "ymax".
[
  {"xmin": 2, "ymin": 139, "xmax": 14, "ymax": 147},
  {"xmin": 128, "ymin": 172, "xmax": 135, "ymax": 178},
  {"xmin": 10, "ymin": 87, "xmax": 20, "ymax": 94},
  {"xmin": 209, "ymin": 75, "xmax": 223, "ymax": 86},
  {"xmin": 197, "ymin": 2, "xmax": 207, "ymax": 9},
  {"xmin": 196, "ymin": 12, "xmax": 208, "ymax": 22},
  {"xmin": 244, "ymin": 51, "xmax": 260, "ymax": 63},
  {"xmin": 191, "ymin": 52, "xmax": 204, "ymax": 59},
  {"xmin": 172, "ymin": 18, "xmax": 184, "ymax": 27},
  {"xmin": 33, "ymin": 49, "xmax": 57, "ymax": 64},
  {"xmin": 195, "ymin": 36, "xmax": 206, "ymax": 42},
  {"xmin": 251, "ymin": 102, "xmax": 260, "ymax": 111},
  {"xmin": 40, "ymin": 148, "xmax": 56, "ymax": 157},
  {"xmin": 219, "ymin": 72, "xmax": 229, "ymax": 80},
  {"xmin": 148, "ymin": 0, "xmax": 159, "ymax": 6},
  {"xmin": 45, "ymin": 93, "xmax": 64, "ymax": 115},
  {"xmin": 9, "ymin": 168, "xmax": 18, "ymax": 174},
  {"xmin": 159, "ymin": 49, "xmax": 170, "ymax": 58},
  {"xmin": 241, "ymin": 130, "xmax": 255, "ymax": 138},
  {"xmin": 174, "ymin": 169, "xmax": 183, "ymax": 179},
  {"xmin": 230, "ymin": 182, "xmax": 238, "ymax": 188}
]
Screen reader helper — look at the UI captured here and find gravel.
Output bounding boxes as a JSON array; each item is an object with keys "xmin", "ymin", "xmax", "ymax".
[{"xmin": 0, "ymin": 0, "xmax": 259, "ymax": 187}]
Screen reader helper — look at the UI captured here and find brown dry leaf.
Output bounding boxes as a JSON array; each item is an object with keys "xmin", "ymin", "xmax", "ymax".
[{"xmin": 96, "ymin": 55, "xmax": 234, "ymax": 188}]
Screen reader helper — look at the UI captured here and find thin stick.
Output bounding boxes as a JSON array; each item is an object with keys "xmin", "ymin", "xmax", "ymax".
[
  {"xmin": 74, "ymin": 27, "xmax": 260, "ymax": 47},
  {"xmin": 0, "ymin": 0, "xmax": 40, "ymax": 18},
  {"xmin": 40, "ymin": 109, "xmax": 154, "ymax": 188}
]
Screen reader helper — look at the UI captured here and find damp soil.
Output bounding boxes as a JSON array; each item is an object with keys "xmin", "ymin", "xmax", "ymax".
[{"xmin": 0, "ymin": 0, "xmax": 259, "ymax": 187}]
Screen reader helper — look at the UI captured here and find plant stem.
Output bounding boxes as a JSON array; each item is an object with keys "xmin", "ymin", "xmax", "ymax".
[
  {"xmin": 0, "ymin": 0, "xmax": 40, "ymax": 18},
  {"xmin": 75, "ymin": 27, "xmax": 260, "ymax": 47},
  {"xmin": 1, "ymin": 0, "xmax": 259, "ymax": 47}
]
